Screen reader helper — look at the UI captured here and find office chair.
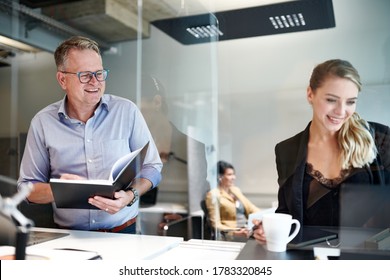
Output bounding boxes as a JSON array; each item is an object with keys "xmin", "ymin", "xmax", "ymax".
[
  {"xmin": 200, "ymin": 199, "xmax": 250, "ymax": 242},
  {"xmin": 200, "ymin": 199, "xmax": 216, "ymax": 240},
  {"xmin": 19, "ymin": 201, "xmax": 57, "ymax": 228},
  {"xmin": 160, "ymin": 214, "xmax": 203, "ymax": 241},
  {"xmin": 140, "ymin": 186, "xmax": 158, "ymax": 206}
]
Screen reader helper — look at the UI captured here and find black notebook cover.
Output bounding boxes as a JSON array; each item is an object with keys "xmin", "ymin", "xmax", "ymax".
[{"xmin": 50, "ymin": 142, "xmax": 148, "ymax": 209}]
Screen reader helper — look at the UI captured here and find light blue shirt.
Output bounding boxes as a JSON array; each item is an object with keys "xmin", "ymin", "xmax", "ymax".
[{"xmin": 18, "ymin": 94, "xmax": 162, "ymax": 230}]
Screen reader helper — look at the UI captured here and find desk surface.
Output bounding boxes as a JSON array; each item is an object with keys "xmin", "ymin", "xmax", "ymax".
[
  {"xmin": 153, "ymin": 239, "xmax": 245, "ymax": 261},
  {"xmin": 139, "ymin": 202, "xmax": 188, "ymax": 214},
  {"xmin": 28, "ymin": 227, "xmax": 183, "ymax": 260},
  {"xmin": 13, "ymin": 226, "xmax": 390, "ymax": 260},
  {"xmin": 25, "ymin": 227, "xmax": 246, "ymax": 260},
  {"xmin": 236, "ymin": 227, "xmax": 390, "ymax": 260}
]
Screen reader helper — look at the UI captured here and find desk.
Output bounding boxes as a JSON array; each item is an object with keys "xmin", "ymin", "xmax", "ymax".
[
  {"xmin": 236, "ymin": 227, "xmax": 390, "ymax": 260},
  {"xmin": 28, "ymin": 227, "xmax": 183, "ymax": 260},
  {"xmin": 23, "ymin": 227, "xmax": 245, "ymax": 260},
  {"xmin": 152, "ymin": 239, "xmax": 245, "ymax": 260},
  {"xmin": 236, "ymin": 240, "xmax": 314, "ymax": 260},
  {"xmin": 13, "ymin": 227, "xmax": 390, "ymax": 260}
]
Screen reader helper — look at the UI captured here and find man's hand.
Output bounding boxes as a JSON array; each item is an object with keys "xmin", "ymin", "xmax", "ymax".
[
  {"xmin": 59, "ymin": 173, "xmax": 85, "ymax": 180},
  {"xmin": 88, "ymin": 190, "xmax": 132, "ymax": 214},
  {"xmin": 88, "ymin": 178, "xmax": 152, "ymax": 213}
]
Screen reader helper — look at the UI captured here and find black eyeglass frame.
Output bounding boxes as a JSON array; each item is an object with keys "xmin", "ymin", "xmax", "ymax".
[{"xmin": 60, "ymin": 69, "xmax": 110, "ymax": 83}]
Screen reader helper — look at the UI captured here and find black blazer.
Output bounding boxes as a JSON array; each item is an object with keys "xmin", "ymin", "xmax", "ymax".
[{"xmin": 274, "ymin": 121, "xmax": 390, "ymax": 225}]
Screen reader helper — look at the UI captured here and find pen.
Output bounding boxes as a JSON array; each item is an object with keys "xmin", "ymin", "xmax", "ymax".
[{"xmin": 248, "ymin": 224, "xmax": 259, "ymax": 238}]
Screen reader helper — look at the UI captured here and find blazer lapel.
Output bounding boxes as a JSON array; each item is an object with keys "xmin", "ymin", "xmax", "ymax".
[{"xmin": 289, "ymin": 122, "xmax": 311, "ymax": 223}]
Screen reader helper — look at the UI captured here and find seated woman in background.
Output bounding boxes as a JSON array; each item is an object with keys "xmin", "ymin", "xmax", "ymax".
[{"xmin": 205, "ymin": 160, "xmax": 260, "ymax": 239}]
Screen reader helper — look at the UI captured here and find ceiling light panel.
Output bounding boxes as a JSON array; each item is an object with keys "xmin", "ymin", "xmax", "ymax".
[{"xmin": 152, "ymin": 0, "xmax": 335, "ymax": 45}]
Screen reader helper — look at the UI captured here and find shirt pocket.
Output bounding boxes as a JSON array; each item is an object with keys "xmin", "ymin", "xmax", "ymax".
[{"xmin": 101, "ymin": 139, "xmax": 130, "ymax": 170}]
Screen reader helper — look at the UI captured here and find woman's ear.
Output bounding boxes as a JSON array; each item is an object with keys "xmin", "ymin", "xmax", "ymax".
[
  {"xmin": 152, "ymin": 94, "xmax": 162, "ymax": 111},
  {"xmin": 306, "ymin": 86, "xmax": 314, "ymax": 105}
]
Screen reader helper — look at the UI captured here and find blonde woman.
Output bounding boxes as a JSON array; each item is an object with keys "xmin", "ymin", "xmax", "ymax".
[{"xmin": 253, "ymin": 59, "xmax": 390, "ymax": 243}]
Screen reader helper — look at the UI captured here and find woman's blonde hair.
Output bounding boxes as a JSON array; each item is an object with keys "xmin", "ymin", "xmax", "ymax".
[
  {"xmin": 310, "ymin": 59, "xmax": 377, "ymax": 169},
  {"xmin": 338, "ymin": 112, "xmax": 377, "ymax": 169}
]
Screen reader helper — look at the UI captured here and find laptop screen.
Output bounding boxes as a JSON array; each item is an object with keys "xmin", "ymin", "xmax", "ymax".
[{"xmin": 337, "ymin": 183, "xmax": 390, "ymax": 257}]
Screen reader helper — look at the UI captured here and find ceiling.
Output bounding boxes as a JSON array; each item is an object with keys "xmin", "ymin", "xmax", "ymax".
[
  {"xmin": 19, "ymin": 0, "xmax": 295, "ymax": 16},
  {"xmin": 16, "ymin": 0, "xmax": 299, "ymax": 43},
  {"xmin": 0, "ymin": 0, "xmax": 334, "ymax": 55}
]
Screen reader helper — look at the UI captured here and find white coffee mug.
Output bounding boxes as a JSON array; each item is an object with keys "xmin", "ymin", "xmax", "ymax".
[{"xmin": 262, "ymin": 213, "xmax": 300, "ymax": 252}]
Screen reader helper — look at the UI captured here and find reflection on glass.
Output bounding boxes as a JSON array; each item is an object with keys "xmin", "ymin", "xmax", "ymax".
[{"xmin": 140, "ymin": 74, "xmax": 209, "ymax": 218}]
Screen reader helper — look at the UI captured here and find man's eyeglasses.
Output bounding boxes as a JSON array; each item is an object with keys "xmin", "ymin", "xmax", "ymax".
[{"xmin": 60, "ymin": 69, "xmax": 109, "ymax": 83}]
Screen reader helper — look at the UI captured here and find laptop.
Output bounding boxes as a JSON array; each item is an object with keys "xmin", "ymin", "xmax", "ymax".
[
  {"xmin": 27, "ymin": 230, "xmax": 69, "ymax": 246},
  {"xmin": 338, "ymin": 183, "xmax": 390, "ymax": 259},
  {"xmin": 339, "ymin": 183, "xmax": 390, "ymax": 229}
]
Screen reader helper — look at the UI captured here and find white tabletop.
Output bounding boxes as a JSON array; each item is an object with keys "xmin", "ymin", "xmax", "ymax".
[
  {"xmin": 20, "ymin": 227, "xmax": 247, "ymax": 261},
  {"xmin": 139, "ymin": 202, "xmax": 188, "ymax": 214},
  {"xmin": 28, "ymin": 227, "xmax": 183, "ymax": 260},
  {"xmin": 151, "ymin": 239, "xmax": 246, "ymax": 260}
]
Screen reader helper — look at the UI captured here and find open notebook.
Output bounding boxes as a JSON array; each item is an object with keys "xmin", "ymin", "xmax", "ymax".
[{"xmin": 50, "ymin": 142, "xmax": 149, "ymax": 209}]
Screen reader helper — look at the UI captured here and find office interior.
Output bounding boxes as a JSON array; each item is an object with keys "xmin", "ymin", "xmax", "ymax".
[{"xmin": 0, "ymin": 0, "xmax": 389, "ymax": 260}]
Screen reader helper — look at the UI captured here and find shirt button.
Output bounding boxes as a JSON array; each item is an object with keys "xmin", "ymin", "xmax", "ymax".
[
  {"xmin": 92, "ymin": 220, "xmax": 96, "ymax": 224},
  {"xmin": 88, "ymin": 159, "xmax": 93, "ymax": 163}
]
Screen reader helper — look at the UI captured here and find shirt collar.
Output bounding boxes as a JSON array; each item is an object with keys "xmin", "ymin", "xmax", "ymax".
[{"xmin": 58, "ymin": 94, "xmax": 109, "ymax": 120}]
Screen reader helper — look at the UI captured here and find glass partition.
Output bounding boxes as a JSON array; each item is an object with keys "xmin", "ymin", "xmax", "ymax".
[
  {"xmin": 1, "ymin": 0, "xmax": 389, "ymax": 241},
  {"xmin": 103, "ymin": 0, "xmax": 221, "ymax": 239}
]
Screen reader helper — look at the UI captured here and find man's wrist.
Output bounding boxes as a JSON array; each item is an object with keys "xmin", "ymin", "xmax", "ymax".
[{"xmin": 127, "ymin": 188, "xmax": 139, "ymax": 206}]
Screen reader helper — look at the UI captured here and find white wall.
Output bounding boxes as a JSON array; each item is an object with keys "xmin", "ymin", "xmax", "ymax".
[{"xmin": 0, "ymin": 51, "xmax": 62, "ymax": 136}]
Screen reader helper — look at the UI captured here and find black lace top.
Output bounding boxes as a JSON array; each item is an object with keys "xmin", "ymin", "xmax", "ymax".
[{"xmin": 303, "ymin": 163, "xmax": 373, "ymax": 226}]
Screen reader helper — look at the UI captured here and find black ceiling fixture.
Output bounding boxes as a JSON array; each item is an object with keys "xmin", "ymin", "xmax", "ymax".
[
  {"xmin": 0, "ymin": 61, "xmax": 10, "ymax": 67},
  {"xmin": 19, "ymin": 0, "xmax": 81, "ymax": 8},
  {"xmin": 152, "ymin": 0, "xmax": 335, "ymax": 45}
]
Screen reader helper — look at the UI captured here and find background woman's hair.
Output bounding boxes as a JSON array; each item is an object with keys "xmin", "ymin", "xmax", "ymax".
[
  {"xmin": 54, "ymin": 36, "xmax": 101, "ymax": 70},
  {"xmin": 141, "ymin": 74, "xmax": 168, "ymax": 114},
  {"xmin": 310, "ymin": 59, "xmax": 377, "ymax": 169},
  {"xmin": 217, "ymin": 160, "xmax": 234, "ymax": 177}
]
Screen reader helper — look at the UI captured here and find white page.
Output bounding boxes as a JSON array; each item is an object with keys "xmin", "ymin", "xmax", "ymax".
[{"xmin": 109, "ymin": 145, "xmax": 144, "ymax": 181}]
